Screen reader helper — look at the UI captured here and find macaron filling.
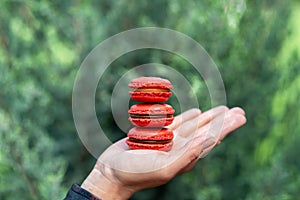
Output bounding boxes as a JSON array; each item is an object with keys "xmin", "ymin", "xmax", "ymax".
[
  {"xmin": 128, "ymin": 138, "xmax": 173, "ymax": 144},
  {"xmin": 129, "ymin": 114, "xmax": 174, "ymax": 119},
  {"xmin": 133, "ymin": 88, "xmax": 170, "ymax": 92}
]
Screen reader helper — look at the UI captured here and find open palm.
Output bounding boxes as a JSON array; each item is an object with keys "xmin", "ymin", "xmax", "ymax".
[{"xmin": 83, "ymin": 106, "xmax": 246, "ymax": 198}]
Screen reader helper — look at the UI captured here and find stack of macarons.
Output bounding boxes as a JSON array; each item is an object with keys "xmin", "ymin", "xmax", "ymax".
[{"xmin": 126, "ymin": 77, "xmax": 175, "ymax": 151}]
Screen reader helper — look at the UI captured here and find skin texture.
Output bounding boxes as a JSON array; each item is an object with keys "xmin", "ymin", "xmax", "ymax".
[{"xmin": 81, "ymin": 106, "xmax": 247, "ymax": 200}]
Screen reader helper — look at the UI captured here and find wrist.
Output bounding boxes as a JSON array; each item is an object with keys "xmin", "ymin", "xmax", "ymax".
[{"xmin": 81, "ymin": 168, "xmax": 134, "ymax": 200}]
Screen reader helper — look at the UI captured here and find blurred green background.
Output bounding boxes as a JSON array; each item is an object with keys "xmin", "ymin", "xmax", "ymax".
[{"xmin": 1, "ymin": 0, "xmax": 300, "ymax": 199}]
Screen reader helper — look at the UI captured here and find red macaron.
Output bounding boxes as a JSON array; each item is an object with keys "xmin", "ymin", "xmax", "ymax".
[
  {"xmin": 128, "ymin": 103, "xmax": 175, "ymax": 127},
  {"xmin": 126, "ymin": 127, "xmax": 174, "ymax": 151},
  {"xmin": 129, "ymin": 77, "xmax": 173, "ymax": 102}
]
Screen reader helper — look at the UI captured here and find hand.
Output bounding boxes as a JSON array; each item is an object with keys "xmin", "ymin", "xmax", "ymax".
[{"xmin": 81, "ymin": 106, "xmax": 246, "ymax": 200}]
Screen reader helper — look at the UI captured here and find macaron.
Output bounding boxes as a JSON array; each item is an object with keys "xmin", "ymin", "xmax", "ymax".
[
  {"xmin": 129, "ymin": 77, "xmax": 173, "ymax": 102},
  {"xmin": 128, "ymin": 103, "xmax": 175, "ymax": 127},
  {"xmin": 126, "ymin": 127, "xmax": 174, "ymax": 151}
]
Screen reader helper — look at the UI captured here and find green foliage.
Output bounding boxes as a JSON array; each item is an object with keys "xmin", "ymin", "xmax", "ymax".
[
  {"xmin": 1, "ymin": 0, "xmax": 299, "ymax": 199},
  {"xmin": 0, "ymin": 110, "xmax": 66, "ymax": 199}
]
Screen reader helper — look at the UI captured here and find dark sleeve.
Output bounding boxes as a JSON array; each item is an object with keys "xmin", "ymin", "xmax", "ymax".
[{"xmin": 63, "ymin": 184, "xmax": 102, "ymax": 200}]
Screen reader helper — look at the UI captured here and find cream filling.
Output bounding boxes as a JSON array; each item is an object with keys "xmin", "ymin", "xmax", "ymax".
[
  {"xmin": 130, "ymin": 114, "xmax": 173, "ymax": 119},
  {"xmin": 133, "ymin": 88, "xmax": 170, "ymax": 92},
  {"xmin": 129, "ymin": 138, "xmax": 172, "ymax": 144}
]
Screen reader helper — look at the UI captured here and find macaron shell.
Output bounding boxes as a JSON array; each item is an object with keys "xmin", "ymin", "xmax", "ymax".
[
  {"xmin": 126, "ymin": 139, "xmax": 173, "ymax": 152},
  {"xmin": 128, "ymin": 77, "xmax": 173, "ymax": 89},
  {"xmin": 129, "ymin": 116, "xmax": 174, "ymax": 127},
  {"xmin": 128, "ymin": 104, "xmax": 175, "ymax": 115},
  {"xmin": 130, "ymin": 91, "xmax": 172, "ymax": 102},
  {"xmin": 127, "ymin": 127, "xmax": 174, "ymax": 141}
]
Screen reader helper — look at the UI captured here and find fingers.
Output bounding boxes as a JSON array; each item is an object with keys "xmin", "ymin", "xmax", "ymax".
[
  {"xmin": 194, "ymin": 108, "xmax": 246, "ymax": 143},
  {"xmin": 167, "ymin": 108, "xmax": 201, "ymax": 130},
  {"xmin": 175, "ymin": 106, "xmax": 228, "ymax": 138},
  {"xmin": 177, "ymin": 136, "xmax": 216, "ymax": 174},
  {"xmin": 188, "ymin": 109, "xmax": 246, "ymax": 156},
  {"xmin": 218, "ymin": 112, "xmax": 246, "ymax": 141},
  {"xmin": 172, "ymin": 108, "xmax": 246, "ymax": 174},
  {"xmin": 230, "ymin": 107, "xmax": 246, "ymax": 116}
]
